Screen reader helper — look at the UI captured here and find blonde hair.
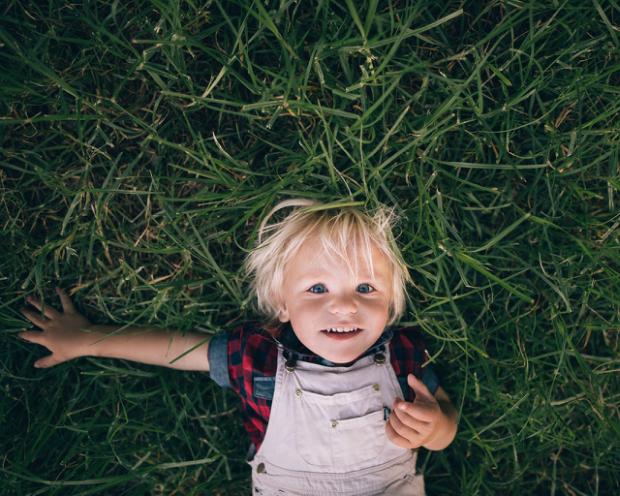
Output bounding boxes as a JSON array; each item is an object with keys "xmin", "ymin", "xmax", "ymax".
[{"xmin": 242, "ymin": 199, "xmax": 413, "ymax": 327}]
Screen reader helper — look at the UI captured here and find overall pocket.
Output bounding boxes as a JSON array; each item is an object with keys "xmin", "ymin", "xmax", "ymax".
[
  {"xmin": 295, "ymin": 384, "xmax": 386, "ymax": 468},
  {"xmin": 329, "ymin": 409, "xmax": 386, "ymax": 467}
]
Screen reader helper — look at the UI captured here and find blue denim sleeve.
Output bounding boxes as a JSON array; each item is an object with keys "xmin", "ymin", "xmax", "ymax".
[
  {"xmin": 207, "ymin": 332, "xmax": 230, "ymax": 388},
  {"xmin": 422, "ymin": 365, "xmax": 440, "ymax": 396}
]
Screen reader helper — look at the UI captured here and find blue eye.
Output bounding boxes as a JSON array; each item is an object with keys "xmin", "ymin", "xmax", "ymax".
[
  {"xmin": 308, "ymin": 284, "xmax": 326, "ymax": 294},
  {"xmin": 308, "ymin": 283, "xmax": 376, "ymax": 294},
  {"xmin": 358, "ymin": 283, "xmax": 375, "ymax": 294}
]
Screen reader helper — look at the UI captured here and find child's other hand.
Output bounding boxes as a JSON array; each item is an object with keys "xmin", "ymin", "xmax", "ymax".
[
  {"xmin": 385, "ymin": 373, "xmax": 443, "ymax": 449},
  {"xmin": 19, "ymin": 287, "xmax": 93, "ymax": 368}
]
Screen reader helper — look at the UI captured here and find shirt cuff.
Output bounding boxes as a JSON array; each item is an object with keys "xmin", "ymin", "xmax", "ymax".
[
  {"xmin": 207, "ymin": 332, "xmax": 230, "ymax": 388},
  {"xmin": 422, "ymin": 365, "xmax": 440, "ymax": 395}
]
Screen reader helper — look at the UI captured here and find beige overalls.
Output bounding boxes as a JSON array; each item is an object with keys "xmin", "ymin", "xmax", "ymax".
[{"xmin": 248, "ymin": 342, "xmax": 425, "ymax": 495}]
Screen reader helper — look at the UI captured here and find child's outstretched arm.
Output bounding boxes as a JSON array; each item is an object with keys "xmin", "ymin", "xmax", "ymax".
[
  {"xmin": 386, "ymin": 373, "xmax": 458, "ymax": 452},
  {"xmin": 19, "ymin": 287, "xmax": 211, "ymax": 371}
]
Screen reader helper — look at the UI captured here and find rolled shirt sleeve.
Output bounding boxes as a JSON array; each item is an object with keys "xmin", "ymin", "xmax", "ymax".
[{"xmin": 207, "ymin": 331, "xmax": 230, "ymax": 388}]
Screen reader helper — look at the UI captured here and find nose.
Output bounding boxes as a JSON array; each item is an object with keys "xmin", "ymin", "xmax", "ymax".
[{"xmin": 328, "ymin": 293, "xmax": 358, "ymax": 315}]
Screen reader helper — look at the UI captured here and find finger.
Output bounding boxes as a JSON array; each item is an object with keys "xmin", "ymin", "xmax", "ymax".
[
  {"xmin": 25, "ymin": 296, "xmax": 61, "ymax": 320},
  {"xmin": 407, "ymin": 373, "xmax": 434, "ymax": 400},
  {"xmin": 56, "ymin": 287, "xmax": 76, "ymax": 314},
  {"xmin": 393, "ymin": 401, "xmax": 430, "ymax": 432},
  {"xmin": 18, "ymin": 331, "xmax": 46, "ymax": 346},
  {"xmin": 20, "ymin": 308, "xmax": 49, "ymax": 329},
  {"xmin": 388, "ymin": 408, "xmax": 421, "ymax": 441},
  {"xmin": 401, "ymin": 402, "xmax": 436, "ymax": 423},
  {"xmin": 385, "ymin": 420, "xmax": 415, "ymax": 449},
  {"xmin": 34, "ymin": 354, "xmax": 58, "ymax": 368},
  {"xmin": 407, "ymin": 374, "xmax": 440, "ymax": 421},
  {"xmin": 396, "ymin": 397, "xmax": 436, "ymax": 423}
]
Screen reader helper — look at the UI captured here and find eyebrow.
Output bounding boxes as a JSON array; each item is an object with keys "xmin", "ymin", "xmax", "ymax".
[{"xmin": 298, "ymin": 272, "xmax": 383, "ymax": 282}]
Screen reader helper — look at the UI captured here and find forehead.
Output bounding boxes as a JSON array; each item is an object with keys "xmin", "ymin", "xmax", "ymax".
[{"xmin": 286, "ymin": 235, "xmax": 391, "ymax": 278}]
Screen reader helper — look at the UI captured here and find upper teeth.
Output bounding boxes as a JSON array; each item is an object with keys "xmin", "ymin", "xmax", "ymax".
[{"xmin": 327, "ymin": 327, "xmax": 358, "ymax": 333}]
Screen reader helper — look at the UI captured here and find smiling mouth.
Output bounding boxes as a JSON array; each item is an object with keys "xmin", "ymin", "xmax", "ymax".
[
  {"xmin": 321, "ymin": 326, "xmax": 362, "ymax": 333},
  {"xmin": 320, "ymin": 328, "xmax": 363, "ymax": 339}
]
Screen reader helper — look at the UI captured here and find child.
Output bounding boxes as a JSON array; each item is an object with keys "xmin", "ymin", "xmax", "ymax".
[{"xmin": 20, "ymin": 198, "xmax": 458, "ymax": 495}]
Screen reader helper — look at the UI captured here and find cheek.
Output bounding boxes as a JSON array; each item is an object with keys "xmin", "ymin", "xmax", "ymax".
[
  {"xmin": 292, "ymin": 297, "xmax": 323, "ymax": 311},
  {"xmin": 364, "ymin": 297, "xmax": 390, "ymax": 315},
  {"xmin": 287, "ymin": 300, "xmax": 320, "ymax": 321}
]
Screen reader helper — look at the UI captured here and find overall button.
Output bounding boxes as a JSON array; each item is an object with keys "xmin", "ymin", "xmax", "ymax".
[
  {"xmin": 256, "ymin": 462, "xmax": 266, "ymax": 473},
  {"xmin": 295, "ymin": 388, "xmax": 302, "ymax": 397},
  {"xmin": 373, "ymin": 383, "xmax": 380, "ymax": 391},
  {"xmin": 374, "ymin": 353, "xmax": 386, "ymax": 364},
  {"xmin": 285, "ymin": 359, "xmax": 296, "ymax": 372}
]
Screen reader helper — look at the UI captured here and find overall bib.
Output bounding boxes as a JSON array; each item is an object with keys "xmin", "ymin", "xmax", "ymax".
[{"xmin": 249, "ymin": 342, "xmax": 425, "ymax": 495}]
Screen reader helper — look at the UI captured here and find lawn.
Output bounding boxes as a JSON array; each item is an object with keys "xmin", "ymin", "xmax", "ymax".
[{"xmin": 1, "ymin": 0, "xmax": 619, "ymax": 494}]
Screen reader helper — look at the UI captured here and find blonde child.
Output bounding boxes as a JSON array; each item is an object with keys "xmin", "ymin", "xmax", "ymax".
[{"xmin": 20, "ymin": 198, "xmax": 458, "ymax": 495}]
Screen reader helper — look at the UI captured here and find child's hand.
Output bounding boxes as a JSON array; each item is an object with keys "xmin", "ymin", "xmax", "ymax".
[
  {"xmin": 19, "ymin": 287, "xmax": 93, "ymax": 368},
  {"xmin": 385, "ymin": 373, "xmax": 444, "ymax": 450}
]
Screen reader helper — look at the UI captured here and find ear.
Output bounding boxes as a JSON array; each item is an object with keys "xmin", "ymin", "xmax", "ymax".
[
  {"xmin": 278, "ymin": 304, "xmax": 290, "ymax": 323},
  {"xmin": 275, "ymin": 285, "xmax": 290, "ymax": 322}
]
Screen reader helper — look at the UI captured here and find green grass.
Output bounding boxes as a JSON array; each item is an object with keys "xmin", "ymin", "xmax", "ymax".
[{"xmin": 1, "ymin": 0, "xmax": 619, "ymax": 494}]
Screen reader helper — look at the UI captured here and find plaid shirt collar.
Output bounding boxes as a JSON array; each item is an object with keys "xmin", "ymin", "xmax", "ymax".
[{"xmin": 274, "ymin": 322, "xmax": 393, "ymax": 367}]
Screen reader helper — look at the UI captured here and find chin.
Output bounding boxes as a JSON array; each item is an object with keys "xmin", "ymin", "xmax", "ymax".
[{"xmin": 320, "ymin": 349, "xmax": 362, "ymax": 365}]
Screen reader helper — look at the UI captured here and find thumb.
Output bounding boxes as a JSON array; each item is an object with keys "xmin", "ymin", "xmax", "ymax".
[
  {"xmin": 407, "ymin": 372, "xmax": 432, "ymax": 399},
  {"xmin": 34, "ymin": 355, "xmax": 58, "ymax": 368}
]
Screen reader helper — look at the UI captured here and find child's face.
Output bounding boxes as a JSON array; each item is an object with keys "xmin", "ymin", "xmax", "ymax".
[{"xmin": 278, "ymin": 236, "xmax": 393, "ymax": 364}]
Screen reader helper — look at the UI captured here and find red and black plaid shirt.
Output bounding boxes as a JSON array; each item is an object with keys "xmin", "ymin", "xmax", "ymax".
[{"xmin": 207, "ymin": 321, "xmax": 439, "ymax": 451}]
